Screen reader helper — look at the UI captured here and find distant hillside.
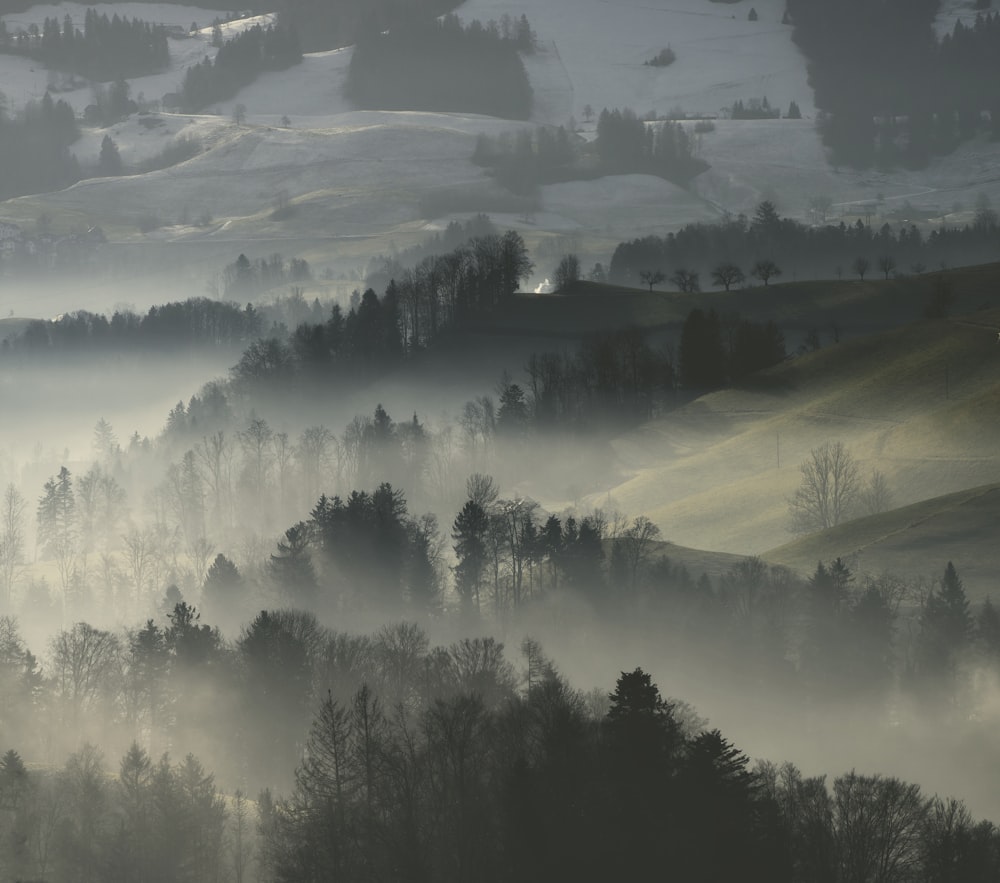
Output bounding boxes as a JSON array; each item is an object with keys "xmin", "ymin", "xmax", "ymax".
[
  {"xmin": 589, "ymin": 304, "xmax": 1000, "ymax": 558},
  {"xmin": 763, "ymin": 483, "xmax": 1000, "ymax": 601},
  {"xmin": 476, "ymin": 262, "xmax": 1000, "ymax": 340}
]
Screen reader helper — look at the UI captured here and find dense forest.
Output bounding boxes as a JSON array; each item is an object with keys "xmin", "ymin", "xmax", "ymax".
[
  {"xmin": 473, "ymin": 108, "xmax": 706, "ymax": 194},
  {"xmin": 609, "ymin": 200, "xmax": 1000, "ymax": 287},
  {"xmin": 0, "ymin": 92, "xmax": 80, "ymax": 201},
  {"xmin": 180, "ymin": 23, "xmax": 302, "ymax": 112},
  {"xmin": 344, "ymin": 14, "xmax": 535, "ymax": 120},
  {"xmin": 0, "ymin": 9, "xmax": 169, "ymax": 81},
  {"xmin": 787, "ymin": 0, "xmax": 1000, "ymax": 167}
]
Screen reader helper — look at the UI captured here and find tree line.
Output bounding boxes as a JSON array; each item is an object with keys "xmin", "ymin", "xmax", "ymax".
[
  {"xmin": 0, "ymin": 9, "xmax": 169, "ymax": 81},
  {"xmin": 344, "ymin": 13, "xmax": 535, "ymax": 120},
  {"xmin": 609, "ymin": 199, "xmax": 1000, "ymax": 287},
  {"xmin": 1, "ymin": 298, "xmax": 264, "ymax": 356},
  {"xmin": 473, "ymin": 107, "xmax": 706, "ymax": 195},
  {"xmin": 223, "ymin": 230, "xmax": 533, "ymax": 397},
  {"xmin": 221, "ymin": 252, "xmax": 312, "ymax": 298}
]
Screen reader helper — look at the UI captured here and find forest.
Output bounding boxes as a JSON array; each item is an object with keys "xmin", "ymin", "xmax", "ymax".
[
  {"xmin": 0, "ymin": 93, "xmax": 80, "ymax": 201},
  {"xmin": 3, "ymin": 0, "xmax": 1000, "ymax": 877},
  {"xmin": 4, "ymin": 256, "xmax": 1000, "ymax": 882},
  {"xmin": 0, "ymin": 10, "xmax": 169, "ymax": 82},
  {"xmin": 180, "ymin": 24, "xmax": 302, "ymax": 113},
  {"xmin": 787, "ymin": 0, "xmax": 1000, "ymax": 167},
  {"xmin": 472, "ymin": 108, "xmax": 706, "ymax": 195},
  {"xmin": 344, "ymin": 14, "xmax": 534, "ymax": 120}
]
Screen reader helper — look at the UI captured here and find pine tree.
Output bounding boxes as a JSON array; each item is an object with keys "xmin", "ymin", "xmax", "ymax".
[
  {"xmin": 268, "ymin": 523, "xmax": 317, "ymax": 603},
  {"xmin": 37, "ymin": 466, "xmax": 77, "ymax": 607},
  {"xmin": 202, "ymin": 553, "xmax": 243, "ymax": 626},
  {"xmin": 98, "ymin": 134, "xmax": 123, "ymax": 175},
  {"xmin": 916, "ymin": 561, "xmax": 972, "ymax": 702},
  {"xmin": 452, "ymin": 499, "xmax": 489, "ymax": 616}
]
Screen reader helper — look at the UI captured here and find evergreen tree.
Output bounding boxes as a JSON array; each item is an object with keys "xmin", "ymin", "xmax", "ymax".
[
  {"xmin": 37, "ymin": 466, "xmax": 77, "ymax": 607},
  {"xmin": 268, "ymin": 523, "xmax": 318, "ymax": 604},
  {"xmin": 201, "ymin": 553, "xmax": 244, "ymax": 627},
  {"xmin": 98, "ymin": 134, "xmax": 123, "ymax": 176},
  {"xmin": 452, "ymin": 499, "xmax": 489, "ymax": 617},
  {"xmin": 915, "ymin": 561, "xmax": 973, "ymax": 703}
]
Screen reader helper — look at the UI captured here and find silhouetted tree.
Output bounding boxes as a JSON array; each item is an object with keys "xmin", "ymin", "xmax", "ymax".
[
  {"xmin": 751, "ymin": 259, "xmax": 782, "ymax": 286},
  {"xmin": 711, "ymin": 262, "xmax": 745, "ymax": 291},
  {"xmin": 639, "ymin": 269, "xmax": 666, "ymax": 291}
]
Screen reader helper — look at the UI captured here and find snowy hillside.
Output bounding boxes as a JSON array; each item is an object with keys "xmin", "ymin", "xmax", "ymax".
[
  {"xmin": 457, "ymin": 0, "xmax": 814, "ymax": 124},
  {"xmin": 2, "ymin": 0, "xmax": 1000, "ymax": 317}
]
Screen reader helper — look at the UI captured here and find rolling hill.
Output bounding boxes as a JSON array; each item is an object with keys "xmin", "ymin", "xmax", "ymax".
[
  {"xmin": 585, "ymin": 302, "xmax": 1000, "ymax": 568},
  {"xmin": 763, "ymin": 482, "xmax": 1000, "ymax": 600},
  {"xmin": 2, "ymin": 0, "xmax": 1000, "ymax": 319}
]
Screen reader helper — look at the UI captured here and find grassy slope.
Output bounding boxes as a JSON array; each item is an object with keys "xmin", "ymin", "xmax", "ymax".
[
  {"xmin": 763, "ymin": 482, "xmax": 1000, "ymax": 599},
  {"xmin": 578, "ymin": 287, "xmax": 1000, "ymax": 575}
]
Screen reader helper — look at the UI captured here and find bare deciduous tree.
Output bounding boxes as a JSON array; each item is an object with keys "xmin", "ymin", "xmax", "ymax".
[
  {"xmin": 0, "ymin": 484, "xmax": 27, "ymax": 609},
  {"xmin": 670, "ymin": 268, "xmax": 700, "ymax": 293},
  {"xmin": 639, "ymin": 269, "xmax": 666, "ymax": 291},
  {"xmin": 554, "ymin": 254, "xmax": 581, "ymax": 290},
  {"xmin": 788, "ymin": 441, "xmax": 862, "ymax": 533},
  {"xmin": 809, "ymin": 194, "xmax": 833, "ymax": 224},
  {"xmin": 49, "ymin": 623, "xmax": 120, "ymax": 726},
  {"xmin": 122, "ymin": 527, "xmax": 155, "ymax": 611},
  {"xmin": 711, "ymin": 262, "xmax": 745, "ymax": 291},
  {"xmin": 832, "ymin": 772, "xmax": 926, "ymax": 883},
  {"xmin": 751, "ymin": 259, "xmax": 782, "ymax": 286},
  {"xmin": 195, "ymin": 431, "xmax": 235, "ymax": 531},
  {"xmin": 861, "ymin": 468, "xmax": 892, "ymax": 516},
  {"xmin": 296, "ymin": 426, "xmax": 336, "ymax": 504},
  {"xmin": 613, "ymin": 516, "xmax": 662, "ymax": 591}
]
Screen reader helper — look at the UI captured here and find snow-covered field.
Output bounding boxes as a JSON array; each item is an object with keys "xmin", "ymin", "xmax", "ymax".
[
  {"xmin": 456, "ymin": 0, "xmax": 814, "ymax": 123},
  {"xmin": 0, "ymin": 3, "xmax": 230, "ymax": 112},
  {"xmin": 2, "ymin": 0, "xmax": 1000, "ymax": 317}
]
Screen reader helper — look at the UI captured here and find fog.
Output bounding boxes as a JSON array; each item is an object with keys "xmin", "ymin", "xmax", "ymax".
[
  {"xmin": 3, "ymin": 303, "xmax": 999, "ymax": 814},
  {"xmin": 3, "ymin": 0, "xmax": 1000, "ymax": 877}
]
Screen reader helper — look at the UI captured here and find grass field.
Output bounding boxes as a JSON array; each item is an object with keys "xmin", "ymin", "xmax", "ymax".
[
  {"xmin": 764, "ymin": 482, "xmax": 1000, "ymax": 600},
  {"xmin": 578, "ymin": 296, "xmax": 1000, "ymax": 587}
]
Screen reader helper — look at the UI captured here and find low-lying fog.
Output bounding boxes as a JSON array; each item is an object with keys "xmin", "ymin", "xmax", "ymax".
[{"xmin": 3, "ymin": 289, "xmax": 1000, "ymax": 841}]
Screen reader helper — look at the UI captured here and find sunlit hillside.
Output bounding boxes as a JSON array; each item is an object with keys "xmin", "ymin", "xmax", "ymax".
[
  {"xmin": 764, "ymin": 482, "xmax": 1000, "ymax": 599},
  {"xmin": 592, "ymin": 305, "xmax": 1000, "ymax": 570}
]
